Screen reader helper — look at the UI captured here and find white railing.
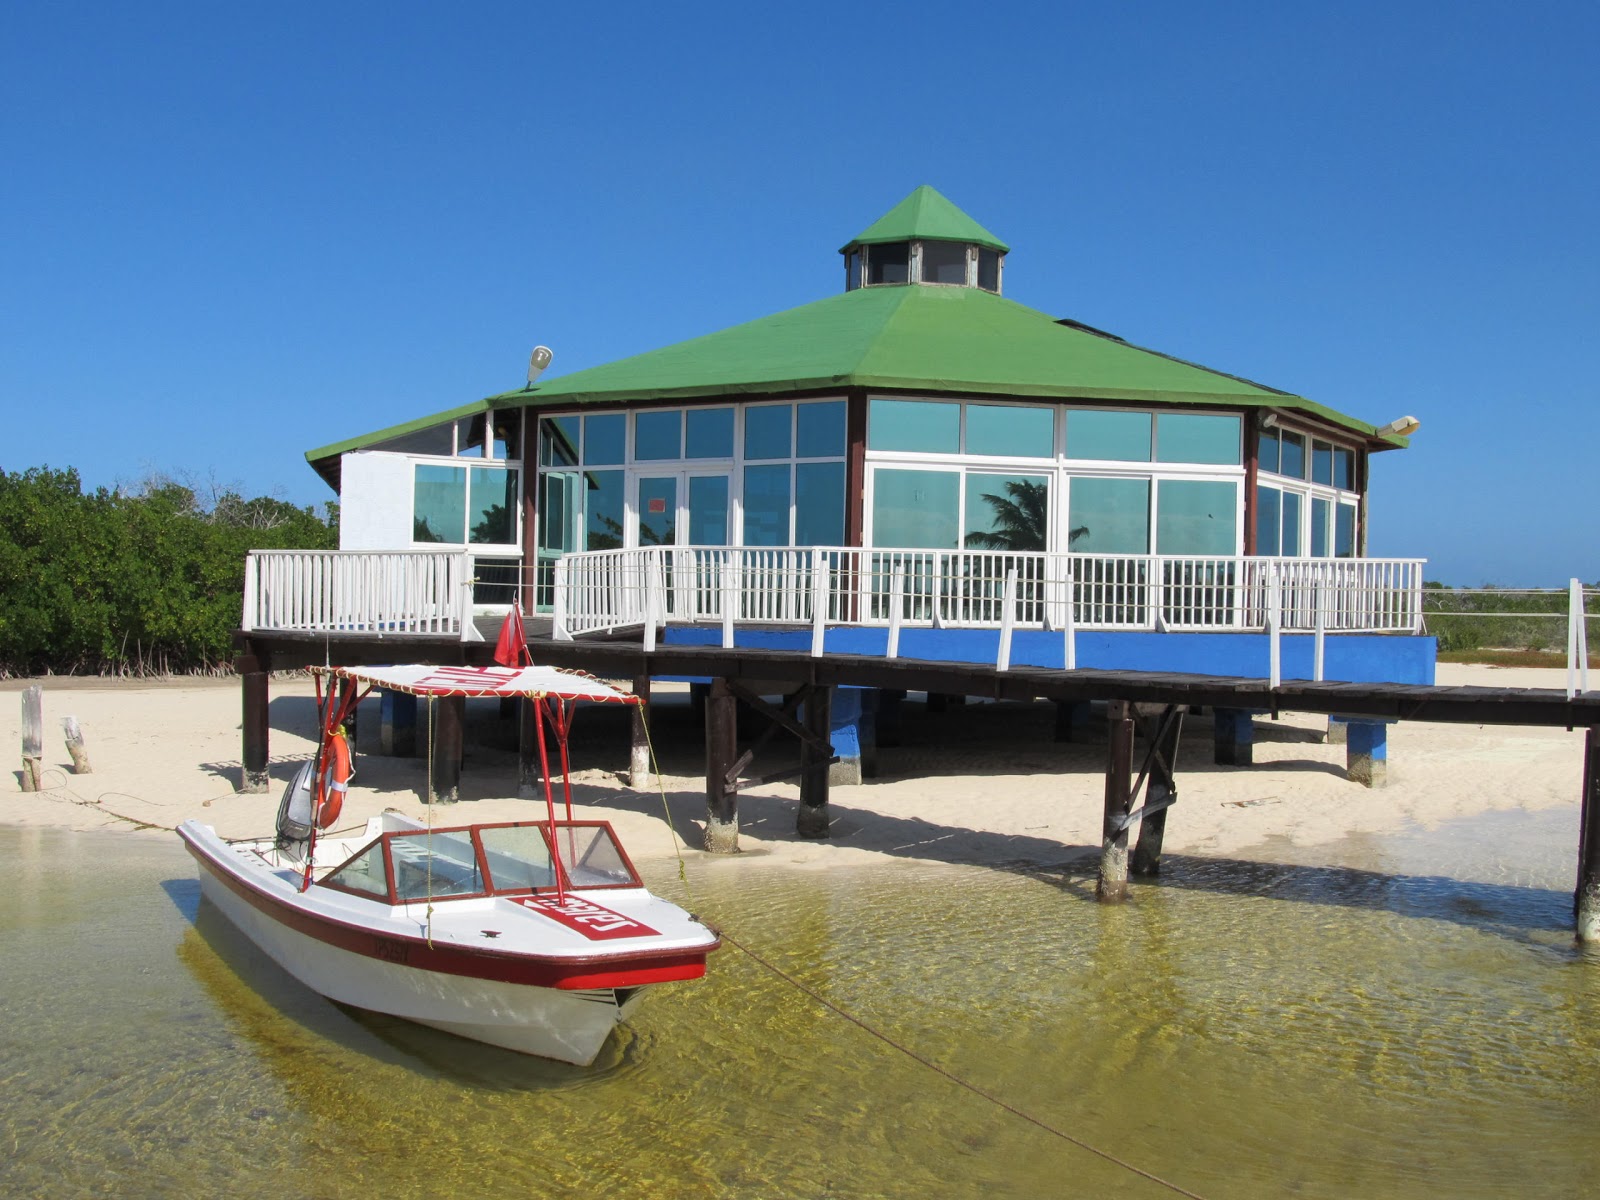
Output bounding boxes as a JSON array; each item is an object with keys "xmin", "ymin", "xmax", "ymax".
[
  {"xmin": 553, "ymin": 546, "xmax": 1429, "ymax": 641},
  {"xmin": 243, "ymin": 550, "xmax": 475, "ymax": 639}
]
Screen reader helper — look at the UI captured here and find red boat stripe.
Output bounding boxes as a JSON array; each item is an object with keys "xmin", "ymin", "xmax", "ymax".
[{"xmin": 181, "ymin": 834, "xmax": 717, "ymax": 989}]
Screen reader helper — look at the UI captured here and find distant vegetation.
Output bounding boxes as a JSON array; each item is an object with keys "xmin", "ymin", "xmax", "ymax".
[
  {"xmin": 1423, "ymin": 580, "xmax": 1598, "ymax": 656},
  {"xmin": 0, "ymin": 467, "xmax": 336, "ymax": 676}
]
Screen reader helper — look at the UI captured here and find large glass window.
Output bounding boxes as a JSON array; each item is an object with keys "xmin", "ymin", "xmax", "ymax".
[
  {"xmin": 1066, "ymin": 410, "xmax": 1151, "ymax": 462},
  {"xmin": 1281, "ymin": 490, "xmax": 1302, "ymax": 555},
  {"xmin": 742, "ymin": 464, "xmax": 790, "ymax": 546},
  {"xmin": 1332, "ymin": 447, "xmax": 1355, "ymax": 490},
  {"xmin": 634, "ymin": 410, "xmax": 682, "ymax": 461},
  {"xmin": 1310, "ymin": 496, "xmax": 1331, "ymax": 558},
  {"xmin": 686, "ymin": 408, "xmax": 735, "ymax": 459},
  {"xmin": 584, "ymin": 471, "xmax": 625, "ymax": 550},
  {"xmin": 796, "ymin": 400, "xmax": 846, "ymax": 458},
  {"xmin": 540, "ymin": 416, "xmax": 579, "ymax": 467},
  {"xmin": 1068, "ymin": 478, "xmax": 1150, "ymax": 554},
  {"xmin": 866, "ymin": 242, "xmax": 910, "ymax": 285},
  {"xmin": 966, "ymin": 404, "xmax": 1053, "ymax": 458},
  {"xmin": 795, "ymin": 462, "xmax": 845, "ymax": 546},
  {"xmin": 1311, "ymin": 440, "xmax": 1333, "ymax": 485},
  {"xmin": 413, "ymin": 465, "xmax": 465, "ymax": 543},
  {"xmin": 1335, "ymin": 503, "xmax": 1357, "ymax": 558},
  {"xmin": 688, "ymin": 475, "xmax": 729, "ymax": 545},
  {"xmin": 964, "ymin": 473, "xmax": 1049, "ymax": 551},
  {"xmin": 1156, "ymin": 413, "xmax": 1241, "ymax": 465},
  {"xmin": 585, "ymin": 413, "xmax": 626, "ymax": 466},
  {"xmin": 414, "ymin": 466, "xmax": 518, "ymax": 546},
  {"xmin": 872, "ymin": 469, "xmax": 959, "ymax": 548},
  {"xmin": 491, "ymin": 411, "xmax": 520, "ymax": 459},
  {"xmin": 1257, "ymin": 427, "xmax": 1280, "ymax": 474},
  {"xmin": 1255, "ymin": 486, "xmax": 1282, "ymax": 555},
  {"xmin": 1279, "ymin": 431, "xmax": 1306, "ymax": 479},
  {"xmin": 1155, "ymin": 480, "xmax": 1237, "ymax": 555},
  {"xmin": 467, "ymin": 467, "xmax": 516, "ymax": 544},
  {"xmin": 921, "ymin": 241, "xmax": 968, "ymax": 284},
  {"xmin": 869, "ymin": 399, "xmax": 960, "ymax": 453},
  {"xmin": 744, "ymin": 405, "xmax": 792, "ymax": 460}
]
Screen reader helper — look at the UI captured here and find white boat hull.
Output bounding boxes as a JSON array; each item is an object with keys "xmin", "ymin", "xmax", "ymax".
[{"xmin": 194, "ymin": 868, "xmax": 633, "ymax": 1065}]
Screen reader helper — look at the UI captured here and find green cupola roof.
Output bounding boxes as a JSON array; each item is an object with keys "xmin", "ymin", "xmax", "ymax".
[{"xmin": 841, "ymin": 185, "xmax": 1009, "ymax": 254}]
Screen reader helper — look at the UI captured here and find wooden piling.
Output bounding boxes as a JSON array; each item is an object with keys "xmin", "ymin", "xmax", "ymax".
[
  {"xmin": 1132, "ymin": 707, "xmax": 1184, "ymax": 876},
  {"xmin": 20, "ymin": 686, "xmax": 42, "ymax": 792},
  {"xmin": 796, "ymin": 685, "xmax": 832, "ymax": 838},
  {"xmin": 703, "ymin": 678, "xmax": 739, "ymax": 853},
  {"xmin": 240, "ymin": 669, "xmax": 270, "ymax": 793},
  {"xmin": 430, "ymin": 695, "xmax": 464, "ymax": 804},
  {"xmin": 517, "ymin": 697, "xmax": 540, "ymax": 798},
  {"xmin": 1577, "ymin": 726, "xmax": 1600, "ymax": 942},
  {"xmin": 1098, "ymin": 699, "xmax": 1134, "ymax": 902},
  {"xmin": 629, "ymin": 674, "xmax": 652, "ymax": 790},
  {"xmin": 61, "ymin": 716, "xmax": 91, "ymax": 775}
]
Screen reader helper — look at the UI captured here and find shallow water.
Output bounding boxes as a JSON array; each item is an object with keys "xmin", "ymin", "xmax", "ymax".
[{"xmin": 2, "ymin": 809, "xmax": 1596, "ymax": 1199}]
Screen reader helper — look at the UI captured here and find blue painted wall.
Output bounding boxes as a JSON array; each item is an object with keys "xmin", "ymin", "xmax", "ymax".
[{"xmin": 661, "ymin": 626, "xmax": 1436, "ymax": 685}]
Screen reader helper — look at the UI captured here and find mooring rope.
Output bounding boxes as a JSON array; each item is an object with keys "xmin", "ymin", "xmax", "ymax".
[{"xmin": 633, "ymin": 697, "xmax": 1206, "ymax": 1200}]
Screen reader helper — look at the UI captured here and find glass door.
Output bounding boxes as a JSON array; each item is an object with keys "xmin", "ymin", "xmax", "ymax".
[{"xmin": 634, "ymin": 475, "xmax": 678, "ymax": 548}]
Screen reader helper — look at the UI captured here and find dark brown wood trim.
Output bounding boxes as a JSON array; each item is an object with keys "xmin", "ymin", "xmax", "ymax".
[
  {"xmin": 519, "ymin": 410, "xmax": 540, "ymax": 613},
  {"xmin": 1243, "ymin": 417, "xmax": 1259, "ymax": 555},
  {"xmin": 845, "ymin": 387, "xmax": 868, "ymax": 548}
]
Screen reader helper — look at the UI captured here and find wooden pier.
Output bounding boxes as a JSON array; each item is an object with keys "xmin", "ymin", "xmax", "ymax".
[{"xmin": 234, "ymin": 628, "xmax": 1600, "ymax": 940}]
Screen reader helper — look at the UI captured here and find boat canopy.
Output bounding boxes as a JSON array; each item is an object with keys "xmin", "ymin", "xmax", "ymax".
[
  {"xmin": 320, "ymin": 820, "xmax": 644, "ymax": 907},
  {"xmin": 309, "ymin": 664, "xmax": 640, "ymax": 704}
]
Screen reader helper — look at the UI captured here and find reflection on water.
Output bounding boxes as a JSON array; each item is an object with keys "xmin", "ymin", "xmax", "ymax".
[{"xmin": 2, "ymin": 811, "xmax": 1598, "ymax": 1199}]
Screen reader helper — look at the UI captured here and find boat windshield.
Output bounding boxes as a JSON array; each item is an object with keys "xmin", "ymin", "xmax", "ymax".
[{"xmin": 318, "ymin": 820, "xmax": 642, "ymax": 905}]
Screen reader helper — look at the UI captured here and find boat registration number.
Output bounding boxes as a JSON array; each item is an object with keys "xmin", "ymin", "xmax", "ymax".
[{"xmin": 516, "ymin": 895, "xmax": 659, "ymax": 941}]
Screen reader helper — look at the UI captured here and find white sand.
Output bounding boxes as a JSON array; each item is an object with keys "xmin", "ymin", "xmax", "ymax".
[{"xmin": 0, "ymin": 664, "xmax": 1587, "ymax": 873}]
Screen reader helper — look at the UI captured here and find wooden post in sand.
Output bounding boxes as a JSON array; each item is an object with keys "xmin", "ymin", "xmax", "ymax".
[
  {"xmin": 239, "ymin": 665, "xmax": 270, "ymax": 793},
  {"xmin": 703, "ymin": 678, "xmax": 739, "ymax": 853},
  {"xmin": 796, "ymin": 685, "xmax": 833, "ymax": 838},
  {"xmin": 1577, "ymin": 726, "xmax": 1600, "ymax": 942},
  {"xmin": 429, "ymin": 695, "xmax": 465, "ymax": 804},
  {"xmin": 61, "ymin": 716, "xmax": 91, "ymax": 774},
  {"xmin": 517, "ymin": 697, "xmax": 540, "ymax": 799},
  {"xmin": 1097, "ymin": 699, "xmax": 1134, "ymax": 902},
  {"xmin": 20, "ymin": 686, "xmax": 42, "ymax": 792},
  {"xmin": 629, "ymin": 674, "xmax": 652, "ymax": 790}
]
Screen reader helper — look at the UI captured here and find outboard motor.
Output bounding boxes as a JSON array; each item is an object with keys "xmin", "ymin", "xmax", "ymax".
[{"xmin": 275, "ymin": 762, "xmax": 316, "ymax": 846}]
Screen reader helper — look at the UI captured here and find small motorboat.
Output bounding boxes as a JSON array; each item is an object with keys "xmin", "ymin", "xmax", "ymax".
[{"xmin": 179, "ymin": 663, "xmax": 719, "ymax": 1066}]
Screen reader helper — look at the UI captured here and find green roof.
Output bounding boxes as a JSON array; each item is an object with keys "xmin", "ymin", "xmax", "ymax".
[
  {"xmin": 308, "ymin": 277, "xmax": 1405, "ymax": 481},
  {"xmin": 841, "ymin": 185, "xmax": 1009, "ymax": 254}
]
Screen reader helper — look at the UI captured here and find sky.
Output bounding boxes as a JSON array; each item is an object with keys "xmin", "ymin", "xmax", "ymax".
[{"xmin": 3, "ymin": 1, "xmax": 1596, "ymax": 585}]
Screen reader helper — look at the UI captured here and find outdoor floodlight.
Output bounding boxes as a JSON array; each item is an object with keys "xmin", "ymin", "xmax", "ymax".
[
  {"xmin": 527, "ymin": 345, "xmax": 553, "ymax": 385},
  {"xmin": 1375, "ymin": 415, "xmax": 1420, "ymax": 437}
]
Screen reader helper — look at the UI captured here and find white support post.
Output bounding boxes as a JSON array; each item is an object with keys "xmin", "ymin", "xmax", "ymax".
[
  {"xmin": 552, "ymin": 558, "xmax": 573, "ymax": 641},
  {"xmin": 810, "ymin": 554, "xmax": 829, "ymax": 658},
  {"xmin": 720, "ymin": 554, "xmax": 738, "ymax": 650},
  {"xmin": 1062, "ymin": 565, "xmax": 1077, "ymax": 670},
  {"xmin": 458, "ymin": 552, "xmax": 475, "ymax": 642},
  {"xmin": 887, "ymin": 565, "xmax": 905, "ymax": 660},
  {"xmin": 1570, "ymin": 578, "xmax": 1590, "ymax": 699},
  {"xmin": 1313, "ymin": 575, "xmax": 1326, "ymax": 682},
  {"xmin": 643, "ymin": 552, "xmax": 661, "ymax": 653},
  {"xmin": 997, "ymin": 568, "xmax": 1017, "ymax": 672},
  {"xmin": 1268, "ymin": 562, "xmax": 1282, "ymax": 689},
  {"xmin": 241, "ymin": 553, "xmax": 258, "ymax": 632}
]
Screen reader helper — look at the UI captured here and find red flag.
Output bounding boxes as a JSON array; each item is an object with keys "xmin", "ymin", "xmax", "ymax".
[{"xmin": 493, "ymin": 605, "xmax": 530, "ymax": 667}]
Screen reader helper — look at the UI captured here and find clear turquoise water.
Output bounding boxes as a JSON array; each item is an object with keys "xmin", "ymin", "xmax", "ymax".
[{"xmin": 2, "ymin": 810, "xmax": 1596, "ymax": 1199}]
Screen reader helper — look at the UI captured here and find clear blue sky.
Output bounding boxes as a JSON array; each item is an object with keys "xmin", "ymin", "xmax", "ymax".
[{"xmin": 4, "ymin": 1, "xmax": 1595, "ymax": 585}]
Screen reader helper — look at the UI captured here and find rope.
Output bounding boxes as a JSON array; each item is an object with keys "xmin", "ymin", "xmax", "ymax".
[
  {"xmin": 424, "ymin": 695, "xmax": 436, "ymax": 946},
  {"xmin": 632, "ymin": 695, "xmax": 1201, "ymax": 1199},
  {"xmin": 637, "ymin": 703, "xmax": 696, "ymax": 914},
  {"xmin": 724, "ymin": 929, "xmax": 1208, "ymax": 1200}
]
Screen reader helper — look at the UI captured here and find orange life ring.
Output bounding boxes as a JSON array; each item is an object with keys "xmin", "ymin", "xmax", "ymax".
[{"xmin": 314, "ymin": 730, "xmax": 351, "ymax": 830}]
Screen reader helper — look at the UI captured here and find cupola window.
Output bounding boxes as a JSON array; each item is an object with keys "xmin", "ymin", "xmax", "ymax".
[{"xmin": 866, "ymin": 242, "xmax": 911, "ymax": 285}]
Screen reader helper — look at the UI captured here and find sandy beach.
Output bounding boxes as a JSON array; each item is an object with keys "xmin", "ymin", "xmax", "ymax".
[{"xmin": 0, "ymin": 663, "xmax": 1586, "ymax": 875}]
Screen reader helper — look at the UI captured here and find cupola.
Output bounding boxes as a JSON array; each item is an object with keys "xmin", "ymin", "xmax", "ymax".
[{"xmin": 840, "ymin": 185, "xmax": 1009, "ymax": 294}]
